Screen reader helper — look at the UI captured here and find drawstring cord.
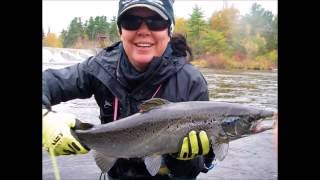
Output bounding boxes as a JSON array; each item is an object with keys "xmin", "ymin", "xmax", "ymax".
[
  {"xmin": 152, "ymin": 84, "xmax": 162, "ymax": 98},
  {"xmin": 113, "ymin": 97, "xmax": 118, "ymax": 121}
]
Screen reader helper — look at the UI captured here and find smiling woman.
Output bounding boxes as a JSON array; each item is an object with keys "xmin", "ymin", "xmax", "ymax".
[{"xmin": 119, "ymin": 7, "xmax": 171, "ymax": 71}]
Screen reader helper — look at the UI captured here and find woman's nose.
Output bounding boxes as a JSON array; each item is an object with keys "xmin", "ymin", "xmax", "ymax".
[{"xmin": 137, "ymin": 22, "xmax": 151, "ymax": 36}]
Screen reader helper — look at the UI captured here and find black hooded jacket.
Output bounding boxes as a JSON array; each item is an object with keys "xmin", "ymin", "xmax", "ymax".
[{"xmin": 43, "ymin": 41, "xmax": 214, "ymax": 179}]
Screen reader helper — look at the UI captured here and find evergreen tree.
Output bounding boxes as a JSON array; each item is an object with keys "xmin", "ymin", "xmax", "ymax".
[
  {"xmin": 85, "ymin": 17, "xmax": 96, "ymax": 40},
  {"xmin": 108, "ymin": 16, "xmax": 120, "ymax": 43},
  {"xmin": 268, "ymin": 14, "xmax": 278, "ymax": 50},
  {"xmin": 95, "ymin": 16, "xmax": 109, "ymax": 38},
  {"xmin": 187, "ymin": 5, "xmax": 208, "ymax": 57},
  {"xmin": 63, "ymin": 17, "xmax": 85, "ymax": 47},
  {"xmin": 242, "ymin": 3, "xmax": 275, "ymax": 53},
  {"xmin": 202, "ymin": 29, "xmax": 228, "ymax": 55}
]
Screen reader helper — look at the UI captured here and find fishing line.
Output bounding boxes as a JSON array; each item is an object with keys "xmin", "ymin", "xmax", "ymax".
[{"xmin": 49, "ymin": 147, "xmax": 61, "ymax": 180}]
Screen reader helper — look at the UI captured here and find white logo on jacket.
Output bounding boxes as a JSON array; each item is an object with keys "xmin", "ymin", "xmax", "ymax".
[{"xmin": 121, "ymin": 0, "xmax": 164, "ymax": 6}]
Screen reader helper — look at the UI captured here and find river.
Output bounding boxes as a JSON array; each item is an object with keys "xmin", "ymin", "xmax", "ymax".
[{"xmin": 42, "ymin": 62, "xmax": 278, "ymax": 180}]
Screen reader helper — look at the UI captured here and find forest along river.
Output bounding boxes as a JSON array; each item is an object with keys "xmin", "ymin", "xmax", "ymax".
[{"xmin": 42, "ymin": 62, "xmax": 278, "ymax": 180}]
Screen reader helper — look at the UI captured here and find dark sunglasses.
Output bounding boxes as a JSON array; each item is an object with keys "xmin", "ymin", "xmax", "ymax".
[{"xmin": 119, "ymin": 15, "xmax": 169, "ymax": 31}]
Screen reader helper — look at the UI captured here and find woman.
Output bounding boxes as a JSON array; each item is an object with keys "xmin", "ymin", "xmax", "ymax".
[{"xmin": 42, "ymin": 0, "xmax": 215, "ymax": 179}]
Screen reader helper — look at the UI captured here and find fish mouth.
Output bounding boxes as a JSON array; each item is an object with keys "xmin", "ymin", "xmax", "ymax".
[
  {"xmin": 250, "ymin": 112, "xmax": 277, "ymax": 133},
  {"xmin": 260, "ymin": 110, "xmax": 275, "ymax": 119}
]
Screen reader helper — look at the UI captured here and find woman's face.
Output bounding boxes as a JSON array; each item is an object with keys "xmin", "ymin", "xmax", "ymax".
[{"xmin": 120, "ymin": 7, "xmax": 170, "ymax": 72}]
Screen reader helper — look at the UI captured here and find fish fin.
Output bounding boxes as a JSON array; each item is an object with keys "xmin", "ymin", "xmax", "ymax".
[
  {"xmin": 93, "ymin": 150, "xmax": 117, "ymax": 173},
  {"xmin": 212, "ymin": 141, "xmax": 229, "ymax": 161},
  {"xmin": 210, "ymin": 132, "xmax": 229, "ymax": 161},
  {"xmin": 74, "ymin": 119, "xmax": 94, "ymax": 130},
  {"xmin": 144, "ymin": 155, "xmax": 162, "ymax": 176},
  {"xmin": 139, "ymin": 98, "xmax": 171, "ymax": 112}
]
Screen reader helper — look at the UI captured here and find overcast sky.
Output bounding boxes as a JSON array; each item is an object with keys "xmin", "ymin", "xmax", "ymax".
[{"xmin": 43, "ymin": 0, "xmax": 278, "ymax": 35}]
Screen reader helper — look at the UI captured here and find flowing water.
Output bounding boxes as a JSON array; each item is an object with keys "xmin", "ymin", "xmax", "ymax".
[
  {"xmin": 42, "ymin": 49, "xmax": 278, "ymax": 179},
  {"xmin": 203, "ymin": 68, "xmax": 277, "ymax": 112}
]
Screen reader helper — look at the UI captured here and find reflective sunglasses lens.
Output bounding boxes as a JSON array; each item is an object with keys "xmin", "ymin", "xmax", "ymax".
[
  {"xmin": 120, "ymin": 16, "xmax": 142, "ymax": 30},
  {"xmin": 146, "ymin": 18, "xmax": 168, "ymax": 31}
]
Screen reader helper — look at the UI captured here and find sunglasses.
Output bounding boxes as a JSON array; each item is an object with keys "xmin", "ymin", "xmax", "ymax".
[{"xmin": 119, "ymin": 15, "xmax": 169, "ymax": 31}]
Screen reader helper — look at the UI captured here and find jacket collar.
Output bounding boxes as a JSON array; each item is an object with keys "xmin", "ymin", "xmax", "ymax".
[{"xmin": 116, "ymin": 42, "xmax": 174, "ymax": 92}]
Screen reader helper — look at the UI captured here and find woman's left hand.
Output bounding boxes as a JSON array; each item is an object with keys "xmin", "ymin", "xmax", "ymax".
[{"xmin": 176, "ymin": 130, "xmax": 210, "ymax": 160}]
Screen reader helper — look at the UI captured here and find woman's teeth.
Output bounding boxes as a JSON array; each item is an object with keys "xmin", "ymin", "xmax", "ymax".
[{"xmin": 136, "ymin": 43, "xmax": 152, "ymax": 47}]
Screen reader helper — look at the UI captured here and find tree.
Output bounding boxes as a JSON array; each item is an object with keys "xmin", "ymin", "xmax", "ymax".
[
  {"xmin": 187, "ymin": 5, "xmax": 208, "ymax": 57},
  {"xmin": 59, "ymin": 29, "xmax": 67, "ymax": 47},
  {"xmin": 202, "ymin": 29, "xmax": 228, "ymax": 55},
  {"xmin": 84, "ymin": 16, "xmax": 109, "ymax": 41},
  {"xmin": 174, "ymin": 17, "xmax": 188, "ymax": 35},
  {"xmin": 43, "ymin": 32, "xmax": 63, "ymax": 47},
  {"xmin": 240, "ymin": 33, "xmax": 267, "ymax": 59},
  {"xmin": 243, "ymin": 3, "xmax": 274, "ymax": 34},
  {"xmin": 108, "ymin": 16, "xmax": 120, "ymax": 43},
  {"xmin": 268, "ymin": 14, "xmax": 278, "ymax": 50},
  {"xmin": 210, "ymin": 7, "xmax": 240, "ymax": 42},
  {"xmin": 95, "ymin": 16, "xmax": 109, "ymax": 38},
  {"xmin": 227, "ymin": 3, "xmax": 276, "ymax": 58},
  {"xmin": 85, "ymin": 17, "xmax": 96, "ymax": 40},
  {"xmin": 242, "ymin": 3, "xmax": 275, "ymax": 52},
  {"xmin": 63, "ymin": 17, "xmax": 85, "ymax": 48}
]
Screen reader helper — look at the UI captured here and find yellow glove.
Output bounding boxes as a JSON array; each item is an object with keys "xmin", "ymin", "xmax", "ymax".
[
  {"xmin": 177, "ymin": 130, "xmax": 210, "ymax": 160},
  {"xmin": 42, "ymin": 109, "xmax": 89, "ymax": 156}
]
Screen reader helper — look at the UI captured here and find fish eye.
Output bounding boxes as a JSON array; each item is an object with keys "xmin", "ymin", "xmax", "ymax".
[
  {"xmin": 247, "ymin": 116, "xmax": 255, "ymax": 122},
  {"xmin": 222, "ymin": 117, "xmax": 240, "ymax": 127}
]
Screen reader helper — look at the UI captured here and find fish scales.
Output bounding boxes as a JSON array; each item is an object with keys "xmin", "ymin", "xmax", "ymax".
[{"xmin": 76, "ymin": 102, "xmax": 218, "ymax": 157}]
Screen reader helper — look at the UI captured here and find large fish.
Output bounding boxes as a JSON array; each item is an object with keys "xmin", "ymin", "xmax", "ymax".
[{"xmin": 74, "ymin": 98, "xmax": 275, "ymax": 176}]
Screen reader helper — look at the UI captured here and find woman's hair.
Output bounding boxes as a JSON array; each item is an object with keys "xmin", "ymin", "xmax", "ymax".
[{"xmin": 170, "ymin": 33, "xmax": 193, "ymax": 62}]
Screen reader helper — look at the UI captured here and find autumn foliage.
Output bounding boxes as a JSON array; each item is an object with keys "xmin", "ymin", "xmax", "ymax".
[{"xmin": 43, "ymin": 32, "xmax": 63, "ymax": 48}]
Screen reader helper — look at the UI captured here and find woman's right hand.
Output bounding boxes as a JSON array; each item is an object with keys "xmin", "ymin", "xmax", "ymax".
[{"xmin": 42, "ymin": 109, "xmax": 89, "ymax": 156}]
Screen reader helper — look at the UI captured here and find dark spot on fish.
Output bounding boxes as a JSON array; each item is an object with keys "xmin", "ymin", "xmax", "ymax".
[
  {"xmin": 145, "ymin": 128, "xmax": 147, "ymax": 131},
  {"xmin": 167, "ymin": 125, "xmax": 170, "ymax": 129},
  {"xmin": 192, "ymin": 120, "xmax": 195, "ymax": 123},
  {"xmin": 177, "ymin": 125, "xmax": 179, "ymax": 128}
]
